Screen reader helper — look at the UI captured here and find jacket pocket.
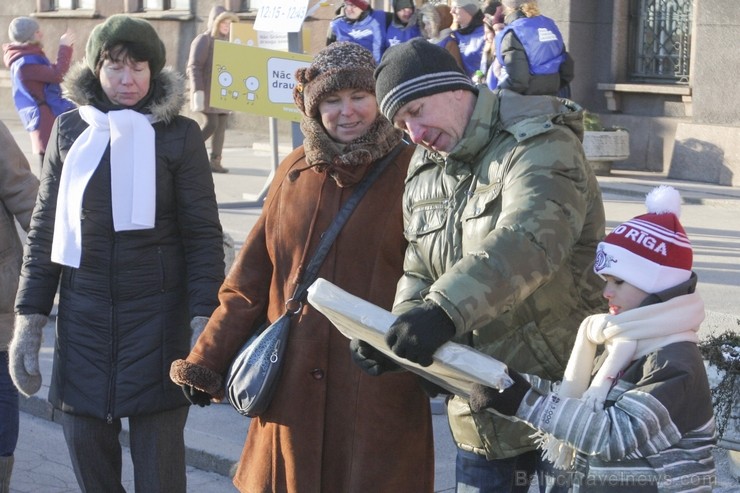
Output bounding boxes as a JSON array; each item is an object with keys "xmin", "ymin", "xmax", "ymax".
[
  {"xmin": 461, "ymin": 180, "xmax": 503, "ymax": 222},
  {"xmin": 404, "ymin": 201, "xmax": 447, "ymax": 243}
]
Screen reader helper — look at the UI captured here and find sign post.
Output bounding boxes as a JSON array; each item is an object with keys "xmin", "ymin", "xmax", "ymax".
[{"xmin": 214, "ymin": 0, "xmax": 312, "ymax": 207}]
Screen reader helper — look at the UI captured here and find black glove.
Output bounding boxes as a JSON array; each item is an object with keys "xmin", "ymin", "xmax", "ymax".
[
  {"xmin": 468, "ymin": 369, "xmax": 531, "ymax": 416},
  {"xmin": 181, "ymin": 384, "xmax": 212, "ymax": 407},
  {"xmin": 418, "ymin": 377, "xmax": 452, "ymax": 398},
  {"xmin": 385, "ymin": 302, "xmax": 456, "ymax": 367},
  {"xmin": 350, "ymin": 339, "xmax": 400, "ymax": 376}
]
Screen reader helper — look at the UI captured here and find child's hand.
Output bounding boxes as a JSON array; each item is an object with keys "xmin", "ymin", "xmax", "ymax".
[
  {"xmin": 60, "ymin": 30, "xmax": 75, "ymax": 46},
  {"xmin": 580, "ymin": 388, "xmax": 607, "ymax": 411},
  {"xmin": 469, "ymin": 369, "xmax": 531, "ymax": 416}
]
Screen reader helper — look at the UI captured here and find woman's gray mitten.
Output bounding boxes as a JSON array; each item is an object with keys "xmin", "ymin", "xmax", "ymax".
[
  {"xmin": 190, "ymin": 316, "xmax": 209, "ymax": 348},
  {"xmin": 9, "ymin": 314, "xmax": 48, "ymax": 396}
]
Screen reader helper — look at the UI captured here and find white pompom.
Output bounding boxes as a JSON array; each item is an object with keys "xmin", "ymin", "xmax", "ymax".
[{"xmin": 645, "ymin": 185, "xmax": 682, "ymax": 217}]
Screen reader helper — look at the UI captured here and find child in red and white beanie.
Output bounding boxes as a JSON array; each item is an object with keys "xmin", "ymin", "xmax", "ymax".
[
  {"xmin": 468, "ymin": 186, "xmax": 716, "ymax": 490},
  {"xmin": 594, "ymin": 185, "xmax": 693, "ymax": 294}
]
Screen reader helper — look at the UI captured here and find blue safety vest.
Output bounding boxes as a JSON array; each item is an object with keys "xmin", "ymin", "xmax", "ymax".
[
  {"xmin": 386, "ymin": 22, "xmax": 421, "ymax": 48},
  {"xmin": 330, "ymin": 10, "xmax": 388, "ymax": 63},
  {"xmin": 495, "ymin": 15, "xmax": 565, "ymax": 76},
  {"xmin": 434, "ymin": 33, "xmax": 457, "ymax": 51},
  {"xmin": 455, "ymin": 24, "xmax": 486, "ymax": 78},
  {"xmin": 10, "ymin": 54, "xmax": 74, "ymax": 132}
]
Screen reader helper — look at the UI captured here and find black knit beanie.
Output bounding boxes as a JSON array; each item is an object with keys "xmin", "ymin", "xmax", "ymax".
[
  {"xmin": 394, "ymin": 0, "xmax": 415, "ymax": 12},
  {"xmin": 375, "ymin": 38, "xmax": 476, "ymax": 122},
  {"xmin": 86, "ymin": 15, "xmax": 166, "ymax": 76},
  {"xmin": 293, "ymin": 42, "xmax": 376, "ymax": 118}
]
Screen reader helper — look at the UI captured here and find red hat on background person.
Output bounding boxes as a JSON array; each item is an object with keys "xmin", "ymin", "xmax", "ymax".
[
  {"xmin": 346, "ymin": 0, "xmax": 370, "ymax": 11},
  {"xmin": 594, "ymin": 185, "xmax": 693, "ymax": 294}
]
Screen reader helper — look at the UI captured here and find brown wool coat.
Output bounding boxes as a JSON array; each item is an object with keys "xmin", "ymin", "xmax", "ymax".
[
  {"xmin": 0, "ymin": 120, "xmax": 38, "ymax": 350},
  {"xmin": 187, "ymin": 143, "xmax": 435, "ymax": 493}
]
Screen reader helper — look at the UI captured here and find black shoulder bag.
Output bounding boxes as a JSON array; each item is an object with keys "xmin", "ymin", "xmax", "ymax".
[{"xmin": 225, "ymin": 143, "xmax": 405, "ymax": 417}]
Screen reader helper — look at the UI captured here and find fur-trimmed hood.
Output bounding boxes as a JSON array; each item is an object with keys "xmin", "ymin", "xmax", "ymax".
[
  {"xmin": 62, "ymin": 61, "xmax": 186, "ymax": 124},
  {"xmin": 208, "ymin": 6, "xmax": 239, "ymax": 39}
]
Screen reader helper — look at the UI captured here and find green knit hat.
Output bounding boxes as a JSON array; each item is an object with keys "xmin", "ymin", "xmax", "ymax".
[{"xmin": 85, "ymin": 15, "xmax": 166, "ymax": 75}]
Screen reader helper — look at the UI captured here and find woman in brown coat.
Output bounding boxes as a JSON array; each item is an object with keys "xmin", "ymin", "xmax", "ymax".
[{"xmin": 170, "ymin": 42, "xmax": 435, "ymax": 492}]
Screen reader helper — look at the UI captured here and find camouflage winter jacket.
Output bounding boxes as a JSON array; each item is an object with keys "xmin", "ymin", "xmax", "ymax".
[{"xmin": 393, "ymin": 87, "xmax": 607, "ymax": 459}]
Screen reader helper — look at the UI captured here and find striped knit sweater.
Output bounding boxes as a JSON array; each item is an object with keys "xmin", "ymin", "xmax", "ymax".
[{"xmin": 517, "ymin": 341, "xmax": 716, "ymax": 492}]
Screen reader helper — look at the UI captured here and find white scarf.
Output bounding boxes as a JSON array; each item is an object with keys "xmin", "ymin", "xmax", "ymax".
[
  {"xmin": 51, "ymin": 106, "xmax": 157, "ymax": 267},
  {"xmin": 538, "ymin": 292, "xmax": 705, "ymax": 469}
]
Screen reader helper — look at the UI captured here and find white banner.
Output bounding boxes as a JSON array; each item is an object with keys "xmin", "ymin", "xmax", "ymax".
[{"xmin": 253, "ymin": 0, "xmax": 309, "ymax": 33}]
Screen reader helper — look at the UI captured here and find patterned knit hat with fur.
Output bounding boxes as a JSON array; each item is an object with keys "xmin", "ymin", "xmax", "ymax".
[
  {"xmin": 293, "ymin": 42, "xmax": 376, "ymax": 118},
  {"xmin": 594, "ymin": 185, "xmax": 692, "ymax": 293}
]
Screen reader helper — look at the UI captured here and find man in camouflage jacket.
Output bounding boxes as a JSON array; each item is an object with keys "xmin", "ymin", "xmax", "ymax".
[{"xmin": 359, "ymin": 38, "xmax": 606, "ymax": 490}]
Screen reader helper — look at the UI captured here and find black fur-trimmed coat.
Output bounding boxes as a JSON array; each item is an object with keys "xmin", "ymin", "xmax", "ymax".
[{"xmin": 14, "ymin": 63, "xmax": 225, "ymax": 419}]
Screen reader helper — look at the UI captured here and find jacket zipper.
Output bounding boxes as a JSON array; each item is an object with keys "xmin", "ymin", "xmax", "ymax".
[{"xmin": 106, "ymin": 233, "xmax": 118, "ymax": 424}]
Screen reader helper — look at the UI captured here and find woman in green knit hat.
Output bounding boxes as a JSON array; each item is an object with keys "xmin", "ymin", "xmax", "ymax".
[{"xmin": 9, "ymin": 14, "xmax": 224, "ymax": 493}]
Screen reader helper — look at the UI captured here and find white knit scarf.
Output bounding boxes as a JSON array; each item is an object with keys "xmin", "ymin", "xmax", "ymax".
[
  {"xmin": 537, "ymin": 292, "xmax": 705, "ymax": 469},
  {"xmin": 51, "ymin": 106, "xmax": 157, "ymax": 267}
]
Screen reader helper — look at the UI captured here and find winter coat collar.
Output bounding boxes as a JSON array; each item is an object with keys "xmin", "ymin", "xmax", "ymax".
[
  {"xmin": 456, "ymin": 11, "xmax": 485, "ymax": 34},
  {"xmin": 298, "ymin": 114, "xmax": 403, "ymax": 187},
  {"xmin": 411, "ymin": 87, "xmax": 584, "ymax": 177},
  {"xmin": 2, "ymin": 42, "xmax": 46, "ymax": 68},
  {"xmin": 63, "ymin": 61, "xmax": 186, "ymax": 124}
]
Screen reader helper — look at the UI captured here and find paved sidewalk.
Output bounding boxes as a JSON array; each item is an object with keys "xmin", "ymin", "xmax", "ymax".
[{"xmin": 4, "ymin": 111, "xmax": 740, "ymax": 491}]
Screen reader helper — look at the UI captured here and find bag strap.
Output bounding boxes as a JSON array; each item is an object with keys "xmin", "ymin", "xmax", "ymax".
[{"xmin": 287, "ymin": 141, "xmax": 407, "ymax": 310}]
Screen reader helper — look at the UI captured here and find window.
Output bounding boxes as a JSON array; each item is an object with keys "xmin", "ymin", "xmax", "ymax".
[
  {"xmin": 629, "ymin": 0, "xmax": 692, "ymax": 83},
  {"xmin": 142, "ymin": 0, "xmax": 190, "ymax": 10},
  {"xmin": 221, "ymin": 0, "xmax": 252, "ymax": 14},
  {"xmin": 54, "ymin": 0, "xmax": 95, "ymax": 8}
]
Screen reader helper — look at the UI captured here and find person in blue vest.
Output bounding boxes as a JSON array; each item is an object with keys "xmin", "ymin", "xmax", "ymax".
[
  {"xmin": 477, "ymin": 1, "xmax": 504, "ymax": 85},
  {"xmin": 451, "ymin": 0, "xmax": 487, "ymax": 78},
  {"xmin": 327, "ymin": 0, "xmax": 388, "ymax": 64},
  {"xmin": 494, "ymin": 0, "xmax": 574, "ymax": 96},
  {"xmin": 385, "ymin": 0, "xmax": 422, "ymax": 49},
  {"xmin": 3, "ymin": 17, "xmax": 75, "ymax": 173},
  {"xmin": 419, "ymin": 3, "xmax": 464, "ymax": 71}
]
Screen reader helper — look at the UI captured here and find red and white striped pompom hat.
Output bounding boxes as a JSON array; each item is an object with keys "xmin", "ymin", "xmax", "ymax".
[{"xmin": 594, "ymin": 185, "xmax": 692, "ymax": 293}]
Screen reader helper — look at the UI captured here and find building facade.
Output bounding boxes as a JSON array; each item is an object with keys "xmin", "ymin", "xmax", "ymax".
[{"xmin": 2, "ymin": 0, "xmax": 738, "ymax": 185}]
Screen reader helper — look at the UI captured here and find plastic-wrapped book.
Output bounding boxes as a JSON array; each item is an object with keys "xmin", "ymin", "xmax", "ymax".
[{"xmin": 307, "ymin": 278, "xmax": 513, "ymax": 398}]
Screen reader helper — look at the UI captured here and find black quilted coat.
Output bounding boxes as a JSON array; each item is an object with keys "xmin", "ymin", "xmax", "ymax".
[{"xmin": 14, "ymin": 63, "xmax": 224, "ymax": 420}]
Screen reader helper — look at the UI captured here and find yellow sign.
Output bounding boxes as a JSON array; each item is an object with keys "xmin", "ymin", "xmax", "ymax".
[
  {"xmin": 230, "ymin": 22, "xmax": 312, "ymax": 53},
  {"xmin": 210, "ymin": 41, "xmax": 312, "ymax": 122},
  {"xmin": 229, "ymin": 23, "xmax": 260, "ymax": 47}
]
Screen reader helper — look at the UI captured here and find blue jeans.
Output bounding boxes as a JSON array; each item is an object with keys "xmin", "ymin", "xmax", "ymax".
[
  {"xmin": 456, "ymin": 448, "xmax": 571, "ymax": 493},
  {"xmin": 0, "ymin": 351, "xmax": 20, "ymax": 457}
]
